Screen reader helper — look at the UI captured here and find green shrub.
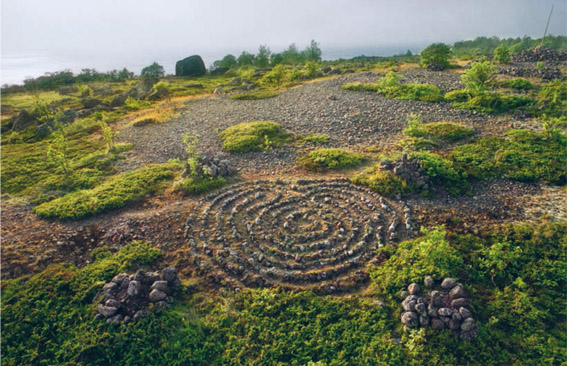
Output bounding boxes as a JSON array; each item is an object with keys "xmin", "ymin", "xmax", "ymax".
[
  {"xmin": 371, "ymin": 226, "xmax": 464, "ymax": 299},
  {"xmin": 219, "ymin": 121, "xmax": 290, "ymax": 152},
  {"xmin": 493, "ymin": 45, "xmax": 511, "ymax": 64},
  {"xmin": 262, "ymin": 64, "xmax": 288, "ymax": 85},
  {"xmin": 461, "ymin": 60, "xmax": 497, "ymax": 94},
  {"xmin": 420, "ymin": 43, "xmax": 452, "ymax": 69},
  {"xmin": 173, "ymin": 176, "xmax": 226, "ymax": 195},
  {"xmin": 444, "ymin": 89, "xmax": 473, "ymax": 102},
  {"xmin": 342, "ymin": 75, "xmax": 443, "ymax": 103},
  {"xmin": 297, "ymin": 148, "xmax": 365, "ymax": 171},
  {"xmin": 537, "ymin": 80, "xmax": 567, "ymax": 117},
  {"xmin": 398, "ymin": 137, "xmax": 439, "ymax": 152},
  {"xmin": 34, "ymin": 163, "xmax": 178, "ymax": 220},
  {"xmin": 452, "ymin": 92, "xmax": 532, "ymax": 114},
  {"xmin": 412, "ymin": 152, "xmax": 470, "ymax": 195},
  {"xmin": 404, "ymin": 121, "xmax": 475, "ymax": 142},
  {"xmin": 298, "ymin": 133, "xmax": 330, "ymax": 144},
  {"xmin": 449, "ymin": 129, "xmax": 567, "ymax": 184},
  {"xmin": 230, "ymin": 91, "xmax": 279, "ymax": 100},
  {"xmin": 351, "ymin": 166, "xmax": 409, "ymax": 197},
  {"xmin": 124, "ymin": 96, "xmax": 151, "ymax": 111},
  {"xmin": 500, "ymin": 78, "xmax": 533, "ymax": 91}
]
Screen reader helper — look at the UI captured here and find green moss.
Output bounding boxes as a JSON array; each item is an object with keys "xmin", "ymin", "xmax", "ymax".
[
  {"xmin": 404, "ymin": 122, "xmax": 475, "ymax": 142},
  {"xmin": 537, "ymin": 80, "xmax": 567, "ymax": 117},
  {"xmin": 230, "ymin": 91, "xmax": 279, "ymax": 100},
  {"xmin": 412, "ymin": 152, "xmax": 470, "ymax": 195},
  {"xmin": 297, "ymin": 148, "xmax": 365, "ymax": 171},
  {"xmin": 343, "ymin": 82, "xmax": 443, "ymax": 102},
  {"xmin": 398, "ymin": 137, "xmax": 439, "ymax": 152},
  {"xmin": 173, "ymin": 176, "xmax": 227, "ymax": 195},
  {"xmin": 33, "ymin": 163, "xmax": 178, "ymax": 220},
  {"xmin": 351, "ymin": 166, "xmax": 409, "ymax": 197},
  {"xmin": 449, "ymin": 129, "xmax": 567, "ymax": 184},
  {"xmin": 451, "ymin": 92, "xmax": 533, "ymax": 114},
  {"xmin": 219, "ymin": 121, "xmax": 290, "ymax": 152},
  {"xmin": 499, "ymin": 78, "xmax": 533, "ymax": 91},
  {"xmin": 298, "ymin": 133, "xmax": 330, "ymax": 144}
]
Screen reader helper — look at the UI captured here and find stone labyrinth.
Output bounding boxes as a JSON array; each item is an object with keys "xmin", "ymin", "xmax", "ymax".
[{"xmin": 185, "ymin": 179, "xmax": 414, "ymax": 293}]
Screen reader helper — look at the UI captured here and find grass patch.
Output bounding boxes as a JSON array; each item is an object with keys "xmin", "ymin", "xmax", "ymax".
[
  {"xmin": 173, "ymin": 176, "xmax": 227, "ymax": 195},
  {"xmin": 498, "ymin": 78, "xmax": 533, "ymax": 91},
  {"xmin": 343, "ymin": 73, "xmax": 444, "ymax": 103},
  {"xmin": 230, "ymin": 91, "xmax": 279, "ymax": 100},
  {"xmin": 449, "ymin": 129, "xmax": 567, "ymax": 184},
  {"xmin": 297, "ymin": 148, "xmax": 365, "ymax": 171},
  {"xmin": 404, "ymin": 121, "xmax": 475, "ymax": 142},
  {"xmin": 412, "ymin": 151, "xmax": 470, "ymax": 195},
  {"xmin": 351, "ymin": 167, "xmax": 409, "ymax": 197},
  {"xmin": 448, "ymin": 92, "xmax": 533, "ymax": 114},
  {"xmin": 297, "ymin": 133, "xmax": 330, "ymax": 144},
  {"xmin": 34, "ymin": 163, "xmax": 179, "ymax": 220},
  {"xmin": 537, "ymin": 80, "xmax": 567, "ymax": 117},
  {"xmin": 219, "ymin": 121, "xmax": 290, "ymax": 152},
  {"xmin": 398, "ymin": 137, "xmax": 439, "ymax": 151},
  {"xmin": 131, "ymin": 100, "xmax": 183, "ymax": 125}
]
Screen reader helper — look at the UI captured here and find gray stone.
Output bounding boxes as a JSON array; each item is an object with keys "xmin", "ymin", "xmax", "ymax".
[
  {"xmin": 94, "ymin": 313, "xmax": 105, "ymax": 321},
  {"xmin": 154, "ymin": 301, "xmax": 169, "ymax": 310},
  {"xmin": 151, "ymin": 280, "xmax": 169, "ymax": 293},
  {"xmin": 431, "ymin": 318, "xmax": 445, "ymax": 329},
  {"xmin": 103, "ymin": 282, "xmax": 118, "ymax": 292},
  {"xmin": 427, "ymin": 304, "xmax": 438, "ymax": 317},
  {"xmin": 112, "ymin": 273, "xmax": 129, "ymax": 284},
  {"xmin": 424, "ymin": 276, "xmax": 435, "ymax": 289},
  {"xmin": 97, "ymin": 304, "xmax": 118, "ymax": 317},
  {"xmin": 107, "ymin": 314, "xmax": 123, "ymax": 324},
  {"xmin": 400, "ymin": 290, "xmax": 409, "ymax": 299},
  {"xmin": 419, "ymin": 315, "xmax": 430, "ymax": 327},
  {"xmin": 415, "ymin": 303, "xmax": 427, "ymax": 317},
  {"xmin": 110, "ymin": 93, "xmax": 128, "ymax": 108},
  {"xmin": 149, "ymin": 289, "xmax": 167, "ymax": 302},
  {"xmin": 408, "ymin": 283, "xmax": 420, "ymax": 295},
  {"xmin": 105, "ymin": 299, "xmax": 121, "ymax": 308},
  {"xmin": 451, "ymin": 298, "xmax": 469, "ymax": 309},
  {"xmin": 438, "ymin": 307, "xmax": 453, "ymax": 317},
  {"xmin": 461, "ymin": 318, "xmax": 478, "ymax": 332},
  {"xmin": 133, "ymin": 309, "xmax": 148, "ymax": 320},
  {"xmin": 441, "ymin": 278, "xmax": 457, "ymax": 289},
  {"xmin": 127, "ymin": 280, "xmax": 141, "ymax": 297},
  {"xmin": 430, "ymin": 290, "xmax": 443, "ymax": 306},
  {"xmin": 401, "ymin": 311, "xmax": 418, "ymax": 329},
  {"xmin": 449, "ymin": 318, "xmax": 462, "ymax": 330},
  {"xmin": 133, "ymin": 270, "xmax": 146, "ymax": 282},
  {"xmin": 402, "ymin": 298, "xmax": 416, "ymax": 312},
  {"xmin": 175, "ymin": 55, "xmax": 206, "ymax": 77},
  {"xmin": 82, "ymin": 98, "xmax": 102, "ymax": 109},
  {"xmin": 440, "ymin": 316, "xmax": 451, "ymax": 324},
  {"xmin": 459, "ymin": 307, "xmax": 472, "ymax": 319},
  {"xmin": 449, "ymin": 285, "xmax": 465, "ymax": 300}
]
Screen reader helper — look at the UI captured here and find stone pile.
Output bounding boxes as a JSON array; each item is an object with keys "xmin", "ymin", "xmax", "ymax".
[
  {"xmin": 511, "ymin": 46, "xmax": 567, "ymax": 64},
  {"xmin": 182, "ymin": 155, "xmax": 237, "ymax": 179},
  {"xmin": 95, "ymin": 267, "xmax": 182, "ymax": 324},
  {"xmin": 185, "ymin": 179, "xmax": 414, "ymax": 293},
  {"xmin": 381, "ymin": 154, "xmax": 431, "ymax": 192},
  {"xmin": 400, "ymin": 277, "xmax": 479, "ymax": 341},
  {"xmin": 498, "ymin": 66, "xmax": 562, "ymax": 81}
]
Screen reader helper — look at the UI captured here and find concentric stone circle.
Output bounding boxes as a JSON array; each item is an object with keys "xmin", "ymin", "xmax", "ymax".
[{"xmin": 185, "ymin": 179, "xmax": 414, "ymax": 293}]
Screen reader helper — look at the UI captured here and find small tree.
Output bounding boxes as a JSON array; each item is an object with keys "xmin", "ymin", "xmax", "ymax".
[
  {"xmin": 182, "ymin": 133, "xmax": 201, "ymax": 176},
  {"xmin": 493, "ymin": 45, "xmax": 511, "ymax": 64},
  {"xmin": 237, "ymin": 51, "xmax": 255, "ymax": 66},
  {"xmin": 461, "ymin": 60, "xmax": 497, "ymax": 94},
  {"xmin": 255, "ymin": 45, "xmax": 271, "ymax": 67},
  {"xmin": 302, "ymin": 40, "xmax": 322, "ymax": 62},
  {"xmin": 213, "ymin": 54, "xmax": 237, "ymax": 69},
  {"xmin": 47, "ymin": 121, "xmax": 71, "ymax": 175},
  {"xmin": 99, "ymin": 116, "xmax": 119, "ymax": 152},
  {"xmin": 304, "ymin": 61, "xmax": 319, "ymax": 78},
  {"xmin": 263, "ymin": 64, "xmax": 287, "ymax": 85},
  {"xmin": 420, "ymin": 43, "xmax": 451, "ymax": 69},
  {"xmin": 141, "ymin": 62, "xmax": 165, "ymax": 88}
]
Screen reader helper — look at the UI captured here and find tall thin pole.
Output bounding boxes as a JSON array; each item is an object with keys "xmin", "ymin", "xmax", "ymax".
[{"xmin": 542, "ymin": 4, "xmax": 555, "ymax": 46}]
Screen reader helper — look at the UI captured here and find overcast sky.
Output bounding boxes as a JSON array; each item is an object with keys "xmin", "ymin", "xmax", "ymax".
[{"xmin": 1, "ymin": 0, "xmax": 566, "ymax": 82}]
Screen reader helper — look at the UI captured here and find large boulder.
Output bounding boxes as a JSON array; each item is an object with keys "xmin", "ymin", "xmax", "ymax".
[{"xmin": 175, "ymin": 55, "xmax": 206, "ymax": 77}]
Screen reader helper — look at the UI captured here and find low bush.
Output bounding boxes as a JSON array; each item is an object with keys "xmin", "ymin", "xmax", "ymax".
[
  {"xmin": 499, "ymin": 78, "xmax": 533, "ymax": 91},
  {"xmin": 452, "ymin": 92, "xmax": 533, "ymax": 114},
  {"xmin": 412, "ymin": 152, "xmax": 470, "ymax": 195},
  {"xmin": 343, "ymin": 73, "xmax": 443, "ymax": 102},
  {"xmin": 449, "ymin": 129, "xmax": 567, "ymax": 184},
  {"xmin": 403, "ymin": 115, "xmax": 475, "ymax": 142},
  {"xmin": 173, "ymin": 176, "xmax": 226, "ymax": 195},
  {"xmin": 444, "ymin": 89, "xmax": 474, "ymax": 102},
  {"xmin": 537, "ymin": 80, "xmax": 567, "ymax": 117},
  {"xmin": 351, "ymin": 166, "xmax": 409, "ymax": 197},
  {"xmin": 219, "ymin": 121, "xmax": 290, "ymax": 152},
  {"xmin": 34, "ymin": 163, "xmax": 178, "ymax": 220},
  {"xmin": 298, "ymin": 133, "xmax": 330, "ymax": 144},
  {"xmin": 297, "ymin": 148, "xmax": 365, "ymax": 171},
  {"xmin": 398, "ymin": 137, "xmax": 439, "ymax": 152},
  {"xmin": 230, "ymin": 91, "xmax": 279, "ymax": 100}
]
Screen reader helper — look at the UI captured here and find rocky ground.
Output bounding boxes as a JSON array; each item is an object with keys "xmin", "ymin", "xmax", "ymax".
[{"xmin": 2, "ymin": 68, "xmax": 564, "ymax": 286}]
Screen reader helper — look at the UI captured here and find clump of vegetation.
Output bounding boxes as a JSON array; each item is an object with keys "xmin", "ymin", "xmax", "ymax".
[
  {"xmin": 124, "ymin": 96, "xmax": 151, "ymax": 111},
  {"xmin": 230, "ymin": 91, "xmax": 279, "ymax": 100},
  {"xmin": 412, "ymin": 152, "xmax": 470, "ymax": 195},
  {"xmin": 298, "ymin": 133, "xmax": 330, "ymax": 144},
  {"xmin": 297, "ymin": 148, "xmax": 365, "ymax": 171},
  {"xmin": 461, "ymin": 60, "xmax": 497, "ymax": 94},
  {"xmin": 219, "ymin": 121, "xmax": 290, "ymax": 152},
  {"xmin": 403, "ymin": 114, "xmax": 475, "ymax": 142},
  {"xmin": 351, "ymin": 166, "xmax": 409, "ymax": 197},
  {"xmin": 493, "ymin": 45, "xmax": 511, "ymax": 64},
  {"xmin": 449, "ymin": 129, "xmax": 567, "ymax": 184},
  {"xmin": 99, "ymin": 117, "xmax": 119, "ymax": 152},
  {"xmin": 141, "ymin": 61, "xmax": 165, "ymax": 88},
  {"xmin": 173, "ymin": 175, "xmax": 226, "ymax": 195},
  {"xmin": 419, "ymin": 43, "xmax": 452, "ymax": 69},
  {"xmin": 450, "ymin": 92, "xmax": 532, "ymax": 114},
  {"xmin": 536, "ymin": 80, "xmax": 567, "ymax": 117},
  {"xmin": 398, "ymin": 136, "xmax": 439, "ymax": 152},
  {"xmin": 34, "ymin": 163, "xmax": 178, "ymax": 220},
  {"xmin": 342, "ymin": 72, "xmax": 443, "ymax": 102},
  {"xmin": 498, "ymin": 78, "xmax": 533, "ymax": 91}
]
